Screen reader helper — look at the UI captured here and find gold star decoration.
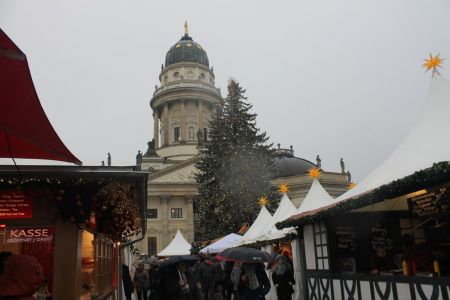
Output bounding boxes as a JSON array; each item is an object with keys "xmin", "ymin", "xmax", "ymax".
[
  {"xmin": 279, "ymin": 184, "xmax": 289, "ymax": 194},
  {"xmin": 423, "ymin": 53, "xmax": 445, "ymax": 72},
  {"xmin": 258, "ymin": 196, "xmax": 268, "ymax": 206},
  {"xmin": 347, "ymin": 182, "xmax": 356, "ymax": 189},
  {"xmin": 308, "ymin": 167, "xmax": 321, "ymax": 179}
]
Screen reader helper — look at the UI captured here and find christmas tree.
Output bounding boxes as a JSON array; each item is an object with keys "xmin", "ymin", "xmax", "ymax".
[{"xmin": 195, "ymin": 80, "xmax": 275, "ymax": 240}]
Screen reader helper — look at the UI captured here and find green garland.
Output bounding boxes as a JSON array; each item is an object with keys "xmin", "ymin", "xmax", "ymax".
[
  {"xmin": 0, "ymin": 176, "xmax": 143, "ymax": 242},
  {"xmin": 277, "ymin": 161, "xmax": 450, "ymax": 229}
]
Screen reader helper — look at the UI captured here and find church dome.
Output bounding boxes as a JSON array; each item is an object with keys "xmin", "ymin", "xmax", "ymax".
[
  {"xmin": 165, "ymin": 34, "xmax": 209, "ymax": 67},
  {"xmin": 273, "ymin": 147, "xmax": 316, "ymax": 177}
]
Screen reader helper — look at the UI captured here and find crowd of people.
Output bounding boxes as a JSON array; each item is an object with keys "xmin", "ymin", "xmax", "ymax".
[{"xmin": 122, "ymin": 251, "xmax": 295, "ymax": 300}]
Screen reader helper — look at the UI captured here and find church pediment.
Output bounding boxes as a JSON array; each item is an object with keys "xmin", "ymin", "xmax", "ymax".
[{"xmin": 150, "ymin": 158, "xmax": 198, "ymax": 183}]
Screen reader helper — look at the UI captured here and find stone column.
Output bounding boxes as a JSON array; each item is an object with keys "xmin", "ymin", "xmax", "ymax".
[
  {"xmin": 197, "ymin": 101, "xmax": 203, "ymax": 134},
  {"xmin": 162, "ymin": 104, "xmax": 169, "ymax": 146},
  {"xmin": 153, "ymin": 111, "xmax": 159, "ymax": 148},
  {"xmin": 185, "ymin": 195, "xmax": 195, "ymax": 242},
  {"xmin": 160, "ymin": 195, "xmax": 169, "ymax": 247},
  {"xmin": 181, "ymin": 100, "xmax": 187, "ymax": 142}
]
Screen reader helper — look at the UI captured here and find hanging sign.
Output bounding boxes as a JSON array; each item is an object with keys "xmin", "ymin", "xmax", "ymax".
[
  {"xmin": 408, "ymin": 187, "xmax": 449, "ymax": 217},
  {"xmin": 0, "ymin": 191, "xmax": 32, "ymax": 219},
  {"xmin": 3, "ymin": 226, "xmax": 53, "ymax": 243}
]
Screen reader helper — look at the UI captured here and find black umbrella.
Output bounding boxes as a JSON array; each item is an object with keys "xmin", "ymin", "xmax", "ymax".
[
  {"xmin": 158, "ymin": 255, "xmax": 198, "ymax": 268},
  {"xmin": 216, "ymin": 247, "xmax": 271, "ymax": 263}
]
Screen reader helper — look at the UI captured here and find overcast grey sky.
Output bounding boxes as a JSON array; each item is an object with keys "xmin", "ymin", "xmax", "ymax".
[{"xmin": 1, "ymin": 0, "xmax": 450, "ymax": 181}]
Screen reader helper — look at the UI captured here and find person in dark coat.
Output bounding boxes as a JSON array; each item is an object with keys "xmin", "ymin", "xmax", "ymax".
[
  {"xmin": 122, "ymin": 264, "xmax": 134, "ymax": 300},
  {"xmin": 134, "ymin": 262, "xmax": 149, "ymax": 300},
  {"xmin": 148, "ymin": 261, "xmax": 161, "ymax": 300},
  {"xmin": 223, "ymin": 262, "xmax": 234, "ymax": 300},
  {"xmin": 198, "ymin": 257, "xmax": 216, "ymax": 300},
  {"xmin": 239, "ymin": 263, "xmax": 270, "ymax": 300},
  {"xmin": 271, "ymin": 254, "xmax": 295, "ymax": 300}
]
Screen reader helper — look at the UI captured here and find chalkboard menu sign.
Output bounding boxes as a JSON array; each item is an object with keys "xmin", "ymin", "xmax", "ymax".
[
  {"xmin": 408, "ymin": 187, "xmax": 450, "ymax": 217},
  {"xmin": 336, "ymin": 226, "xmax": 358, "ymax": 252},
  {"xmin": 370, "ymin": 224, "xmax": 393, "ymax": 251}
]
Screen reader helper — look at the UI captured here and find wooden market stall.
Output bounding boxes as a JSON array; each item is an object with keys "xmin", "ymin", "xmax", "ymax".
[{"xmin": 0, "ymin": 165, "xmax": 147, "ymax": 299}]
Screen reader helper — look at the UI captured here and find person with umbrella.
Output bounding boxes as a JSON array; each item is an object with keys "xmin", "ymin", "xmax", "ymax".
[{"xmin": 217, "ymin": 247, "xmax": 271, "ymax": 300}]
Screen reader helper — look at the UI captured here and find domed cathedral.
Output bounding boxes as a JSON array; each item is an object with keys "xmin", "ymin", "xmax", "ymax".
[
  {"xmin": 137, "ymin": 23, "xmax": 350, "ymax": 256},
  {"xmin": 137, "ymin": 23, "xmax": 222, "ymax": 256}
]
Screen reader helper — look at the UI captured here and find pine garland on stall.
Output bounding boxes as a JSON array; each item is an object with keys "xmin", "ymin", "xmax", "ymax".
[{"xmin": 195, "ymin": 80, "xmax": 276, "ymax": 240}]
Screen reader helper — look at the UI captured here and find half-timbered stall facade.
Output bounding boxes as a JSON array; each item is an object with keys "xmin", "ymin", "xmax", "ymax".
[{"xmin": 278, "ymin": 63, "xmax": 450, "ymax": 300}]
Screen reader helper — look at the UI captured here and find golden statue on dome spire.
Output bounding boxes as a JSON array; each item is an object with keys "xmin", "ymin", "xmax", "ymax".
[
  {"xmin": 184, "ymin": 20, "xmax": 189, "ymax": 36},
  {"xmin": 423, "ymin": 53, "xmax": 445, "ymax": 73}
]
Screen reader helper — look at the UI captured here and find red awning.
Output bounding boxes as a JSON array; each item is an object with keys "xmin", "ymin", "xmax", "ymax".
[{"xmin": 0, "ymin": 29, "xmax": 81, "ymax": 165}]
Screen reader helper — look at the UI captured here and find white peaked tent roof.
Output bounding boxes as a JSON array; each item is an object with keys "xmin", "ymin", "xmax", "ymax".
[
  {"xmin": 288, "ymin": 71, "xmax": 450, "ymax": 222},
  {"xmin": 199, "ymin": 233, "xmax": 244, "ymax": 254},
  {"xmin": 297, "ymin": 179, "xmax": 334, "ymax": 214},
  {"xmin": 157, "ymin": 230, "xmax": 191, "ymax": 257},
  {"xmin": 253, "ymin": 193, "xmax": 297, "ymax": 242},
  {"xmin": 243, "ymin": 205, "xmax": 273, "ymax": 239}
]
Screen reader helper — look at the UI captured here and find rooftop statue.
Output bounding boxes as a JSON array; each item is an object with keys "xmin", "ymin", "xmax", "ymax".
[{"xmin": 340, "ymin": 158, "xmax": 345, "ymax": 174}]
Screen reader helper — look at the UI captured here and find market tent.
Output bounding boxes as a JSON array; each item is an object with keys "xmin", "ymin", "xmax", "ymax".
[
  {"xmin": 297, "ymin": 179, "xmax": 334, "ymax": 214},
  {"xmin": 199, "ymin": 233, "xmax": 244, "ymax": 254},
  {"xmin": 157, "ymin": 230, "xmax": 191, "ymax": 257},
  {"xmin": 286, "ymin": 70, "xmax": 450, "ymax": 223},
  {"xmin": 242, "ymin": 205, "xmax": 272, "ymax": 240},
  {"xmin": 244, "ymin": 193, "xmax": 296, "ymax": 244},
  {"xmin": 0, "ymin": 29, "xmax": 81, "ymax": 165}
]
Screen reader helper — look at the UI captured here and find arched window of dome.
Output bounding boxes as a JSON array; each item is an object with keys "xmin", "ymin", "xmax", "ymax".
[
  {"xmin": 173, "ymin": 127, "xmax": 180, "ymax": 143},
  {"xmin": 164, "ymin": 76, "xmax": 168, "ymax": 84},
  {"xmin": 188, "ymin": 126, "xmax": 195, "ymax": 141},
  {"xmin": 174, "ymin": 72, "xmax": 179, "ymax": 79},
  {"xmin": 199, "ymin": 73, "xmax": 205, "ymax": 81}
]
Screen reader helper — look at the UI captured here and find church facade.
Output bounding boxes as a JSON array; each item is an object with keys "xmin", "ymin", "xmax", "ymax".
[{"xmin": 136, "ymin": 25, "xmax": 349, "ymax": 256}]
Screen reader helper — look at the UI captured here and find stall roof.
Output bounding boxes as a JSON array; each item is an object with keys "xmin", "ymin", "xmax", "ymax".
[
  {"xmin": 279, "ymin": 71, "xmax": 450, "ymax": 228},
  {"xmin": 0, "ymin": 29, "xmax": 81, "ymax": 165},
  {"xmin": 158, "ymin": 230, "xmax": 191, "ymax": 257},
  {"xmin": 242, "ymin": 205, "xmax": 272, "ymax": 240},
  {"xmin": 297, "ymin": 179, "xmax": 334, "ymax": 214},
  {"xmin": 243, "ymin": 193, "xmax": 296, "ymax": 244},
  {"xmin": 200, "ymin": 233, "xmax": 244, "ymax": 254}
]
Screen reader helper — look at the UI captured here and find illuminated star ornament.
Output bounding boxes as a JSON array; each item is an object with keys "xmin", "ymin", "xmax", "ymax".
[
  {"xmin": 308, "ymin": 167, "xmax": 321, "ymax": 179},
  {"xmin": 422, "ymin": 53, "xmax": 445, "ymax": 73},
  {"xmin": 347, "ymin": 182, "xmax": 356, "ymax": 189},
  {"xmin": 279, "ymin": 184, "xmax": 289, "ymax": 194},
  {"xmin": 258, "ymin": 196, "xmax": 268, "ymax": 206}
]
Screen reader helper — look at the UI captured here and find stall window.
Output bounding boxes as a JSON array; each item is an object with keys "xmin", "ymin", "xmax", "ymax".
[
  {"xmin": 148, "ymin": 237, "xmax": 157, "ymax": 256},
  {"xmin": 314, "ymin": 221, "xmax": 329, "ymax": 270},
  {"xmin": 147, "ymin": 209, "xmax": 158, "ymax": 219},
  {"xmin": 81, "ymin": 230, "xmax": 114, "ymax": 298},
  {"xmin": 94, "ymin": 236, "xmax": 114, "ymax": 295},
  {"xmin": 399, "ymin": 218, "xmax": 426, "ymax": 244},
  {"xmin": 171, "ymin": 208, "xmax": 183, "ymax": 219}
]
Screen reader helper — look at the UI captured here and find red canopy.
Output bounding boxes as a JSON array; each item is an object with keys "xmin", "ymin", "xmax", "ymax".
[{"xmin": 0, "ymin": 29, "xmax": 81, "ymax": 165}]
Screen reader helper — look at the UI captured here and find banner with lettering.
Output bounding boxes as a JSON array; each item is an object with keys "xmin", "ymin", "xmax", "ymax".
[
  {"xmin": 408, "ymin": 187, "xmax": 450, "ymax": 217},
  {"xmin": 3, "ymin": 226, "xmax": 53, "ymax": 244},
  {"xmin": 0, "ymin": 191, "xmax": 32, "ymax": 219}
]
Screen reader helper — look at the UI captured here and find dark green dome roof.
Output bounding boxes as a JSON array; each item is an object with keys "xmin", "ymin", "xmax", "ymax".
[{"xmin": 165, "ymin": 34, "xmax": 209, "ymax": 67}]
